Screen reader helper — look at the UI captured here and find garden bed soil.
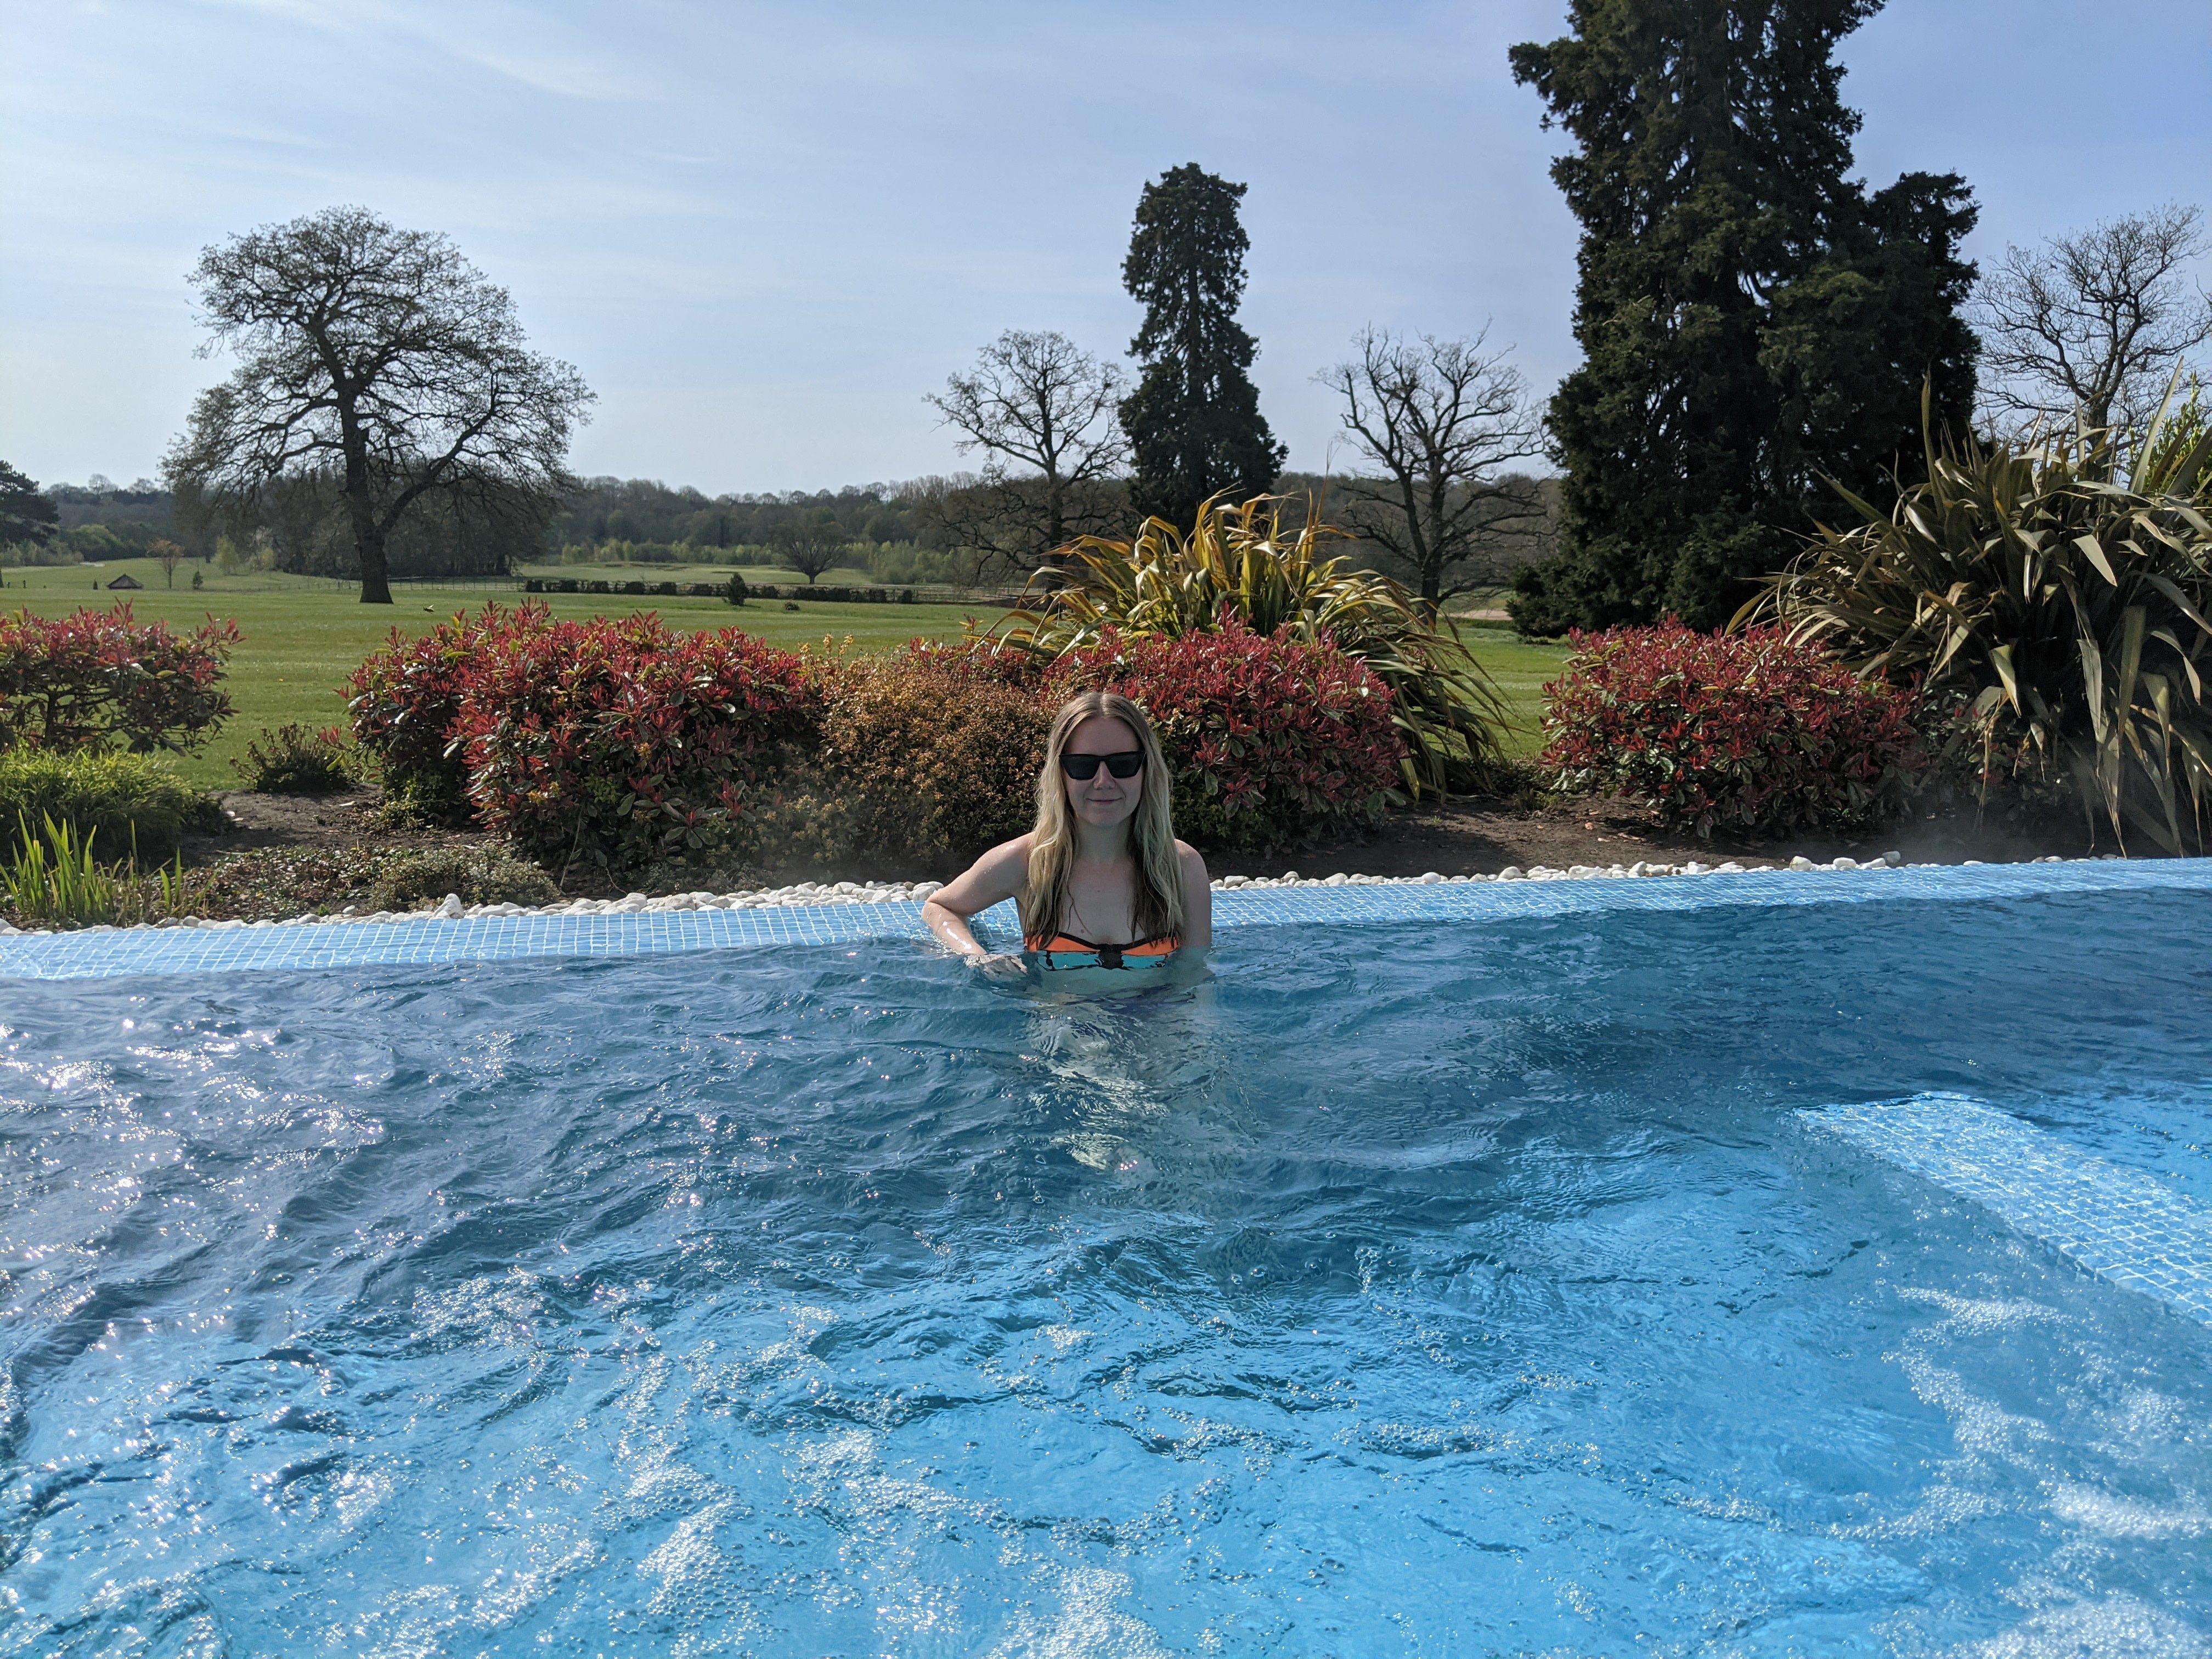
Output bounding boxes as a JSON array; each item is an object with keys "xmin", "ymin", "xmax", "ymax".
[
  {"xmin": 1203, "ymin": 795, "xmax": 2087, "ymax": 879},
  {"xmin": 189, "ymin": 789, "xmax": 470, "ymax": 858},
  {"xmin": 187, "ymin": 786, "xmax": 2095, "ymax": 901}
]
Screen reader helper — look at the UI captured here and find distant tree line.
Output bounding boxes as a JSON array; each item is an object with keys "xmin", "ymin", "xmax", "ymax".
[
  {"xmin": 14, "ymin": 454, "xmax": 1555, "ymax": 603},
  {"xmin": 0, "ymin": 469, "xmax": 178, "ymax": 565}
]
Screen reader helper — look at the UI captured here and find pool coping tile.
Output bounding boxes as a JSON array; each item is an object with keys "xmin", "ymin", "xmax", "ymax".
[{"xmin": 3, "ymin": 857, "xmax": 2210, "ymax": 983}]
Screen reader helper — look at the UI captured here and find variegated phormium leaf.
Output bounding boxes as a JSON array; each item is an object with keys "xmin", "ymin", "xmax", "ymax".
[{"xmin": 1745, "ymin": 406, "xmax": 2212, "ymax": 853}]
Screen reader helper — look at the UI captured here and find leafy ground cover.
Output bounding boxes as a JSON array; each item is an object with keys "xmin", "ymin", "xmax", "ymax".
[{"xmin": 2, "ymin": 558, "xmax": 1566, "ymax": 786}]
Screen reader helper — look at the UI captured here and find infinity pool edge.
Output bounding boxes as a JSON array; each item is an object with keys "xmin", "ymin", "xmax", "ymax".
[{"xmin": 4, "ymin": 857, "xmax": 2209, "ymax": 983}]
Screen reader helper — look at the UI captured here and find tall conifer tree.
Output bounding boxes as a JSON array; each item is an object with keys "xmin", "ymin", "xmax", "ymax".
[
  {"xmin": 1506, "ymin": 1, "xmax": 1978, "ymax": 634},
  {"xmin": 1120, "ymin": 165, "xmax": 1286, "ymax": 528}
]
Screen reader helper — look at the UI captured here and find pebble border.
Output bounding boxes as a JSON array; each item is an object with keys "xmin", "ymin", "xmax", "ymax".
[{"xmin": 0, "ymin": 847, "xmax": 2095, "ymax": 940}]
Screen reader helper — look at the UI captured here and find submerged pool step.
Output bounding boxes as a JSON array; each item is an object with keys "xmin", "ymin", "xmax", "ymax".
[{"xmin": 1804, "ymin": 1094, "xmax": 2212, "ymax": 1326}]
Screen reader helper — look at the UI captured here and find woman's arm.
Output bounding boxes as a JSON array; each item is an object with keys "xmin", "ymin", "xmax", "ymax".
[
  {"xmin": 1176, "ymin": 841, "xmax": 1212, "ymax": 949},
  {"xmin": 921, "ymin": 834, "xmax": 1032, "ymax": 966}
]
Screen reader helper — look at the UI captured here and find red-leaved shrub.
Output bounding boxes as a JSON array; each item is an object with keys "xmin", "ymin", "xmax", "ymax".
[
  {"xmin": 1538, "ymin": 620, "xmax": 1925, "ymax": 838},
  {"xmin": 1062, "ymin": 620, "xmax": 1406, "ymax": 851},
  {"xmin": 346, "ymin": 602, "xmax": 557, "ymax": 824},
  {"xmin": 341, "ymin": 611, "xmax": 1415, "ymax": 871},
  {"xmin": 0, "ymin": 604, "xmax": 237, "ymax": 754},
  {"xmin": 450, "ymin": 614, "xmax": 817, "ymax": 874}
]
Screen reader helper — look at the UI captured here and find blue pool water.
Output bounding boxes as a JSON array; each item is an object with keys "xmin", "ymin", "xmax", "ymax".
[{"xmin": 4, "ymin": 878, "xmax": 2211, "ymax": 1655}]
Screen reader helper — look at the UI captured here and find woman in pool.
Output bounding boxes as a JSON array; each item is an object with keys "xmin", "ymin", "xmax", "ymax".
[{"xmin": 923, "ymin": 691, "xmax": 1211, "ymax": 975}]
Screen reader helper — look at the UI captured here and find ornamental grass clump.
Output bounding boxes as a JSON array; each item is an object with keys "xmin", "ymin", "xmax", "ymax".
[
  {"xmin": 1539, "ymin": 622, "xmax": 1925, "ymax": 839},
  {"xmin": 991, "ymin": 494, "xmax": 1508, "ymax": 795},
  {"xmin": 3, "ymin": 813, "xmax": 130, "ymax": 927},
  {"xmin": 2, "ymin": 811, "xmax": 193, "ymax": 930},
  {"xmin": 1747, "ymin": 407, "xmax": 2212, "ymax": 852}
]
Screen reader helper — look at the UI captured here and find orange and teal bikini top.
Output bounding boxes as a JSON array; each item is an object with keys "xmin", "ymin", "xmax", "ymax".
[{"xmin": 1024, "ymin": 928, "xmax": 1180, "ymax": 972}]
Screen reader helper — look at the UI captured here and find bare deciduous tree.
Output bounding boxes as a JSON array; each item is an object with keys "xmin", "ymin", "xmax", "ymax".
[
  {"xmin": 165, "ymin": 206, "xmax": 594, "ymax": 603},
  {"xmin": 769, "ymin": 513, "xmax": 849, "ymax": 585},
  {"xmin": 149, "ymin": 537, "xmax": 185, "ymax": 588},
  {"xmin": 1317, "ymin": 327, "xmax": 1548, "ymax": 613},
  {"xmin": 926, "ymin": 330, "xmax": 1127, "ymax": 578},
  {"xmin": 1975, "ymin": 202, "xmax": 2212, "ymax": 445}
]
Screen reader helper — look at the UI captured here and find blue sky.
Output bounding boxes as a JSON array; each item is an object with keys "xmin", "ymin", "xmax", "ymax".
[{"xmin": 3, "ymin": 0, "xmax": 2207, "ymax": 495}]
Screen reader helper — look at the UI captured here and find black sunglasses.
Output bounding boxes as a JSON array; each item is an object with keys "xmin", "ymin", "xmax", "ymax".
[{"xmin": 1059, "ymin": 749, "xmax": 1144, "ymax": 780}]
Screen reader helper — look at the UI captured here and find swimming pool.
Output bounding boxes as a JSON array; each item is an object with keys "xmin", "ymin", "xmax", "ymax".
[{"xmin": 4, "ymin": 865, "xmax": 2209, "ymax": 1654}]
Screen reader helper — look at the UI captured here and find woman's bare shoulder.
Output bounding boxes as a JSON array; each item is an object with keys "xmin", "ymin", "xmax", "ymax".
[
  {"xmin": 984, "ymin": 832, "xmax": 1035, "ymax": 869},
  {"xmin": 1174, "ymin": 839, "xmax": 1210, "ymax": 879},
  {"xmin": 927, "ymin": 833, "xmax": 1034, "ymax": 915}
]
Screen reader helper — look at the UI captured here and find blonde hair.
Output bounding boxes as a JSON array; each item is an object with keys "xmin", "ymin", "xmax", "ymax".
[{"xmin": 1020, "ymin": 692, "xmax": 1184, "ymax": 944}]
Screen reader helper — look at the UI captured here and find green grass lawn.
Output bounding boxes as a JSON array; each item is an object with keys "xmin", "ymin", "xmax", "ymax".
[
  {"xmin": 3, "ymin": 556, "xmax": 1566, "ymax": 786},
  {"xmin": 1458, "ymin": 622, "xmax": 1562, "ymax": 758},
  {"xmin": 2, "ymin": 557, "xmax": 1009, "ymax": 788}
]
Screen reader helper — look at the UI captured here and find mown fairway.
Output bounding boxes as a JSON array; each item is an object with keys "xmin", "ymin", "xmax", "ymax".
[
  {"xmin": 3, "ymin": 556, "xmax": 1565, "ymax": 787},
  {"xmin": 1459, "ymin": 623, "xmax": 1566, "ymax": 758}
]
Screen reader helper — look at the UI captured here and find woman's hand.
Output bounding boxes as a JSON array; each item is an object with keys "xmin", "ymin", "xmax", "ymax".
[{"xmin": 968, "ymin": 952, "xmax": 1029, "ymax": 981}]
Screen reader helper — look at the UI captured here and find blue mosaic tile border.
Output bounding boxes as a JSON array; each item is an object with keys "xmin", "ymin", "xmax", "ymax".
[
  {"xmin": 1804, "ymin": 1093, "xmax": 2212, "ymax": 1327},
  {"xmin": 3, "ymin": 857, "xmax": 2210, "ymax": 983}
]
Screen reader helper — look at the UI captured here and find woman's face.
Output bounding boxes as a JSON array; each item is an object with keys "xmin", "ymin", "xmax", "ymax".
[{"xmin": 1061, "ymin": 716, "xmax": 1144, "ymax": 830}]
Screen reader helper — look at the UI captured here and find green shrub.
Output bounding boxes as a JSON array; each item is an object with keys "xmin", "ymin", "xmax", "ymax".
[
  {"xmin": 725, "ymin": 572, "xmax": 750, "ymax": 606},
  {"xmin": 365, "ymin": 846, "xmax": 561, "ymax": 911},
  {"xmin": 0, "ymin": 748, "xmax": 219, "ymax": 861},
  {"xmin": 232, "ymin": 723, "xmax": 359, "ymax": 793},
  {"xmin": 1752, "ymin": 414, "xmax": 2212, "ymax": 851},
  {"xmin": 793, "ymin": 650, "xmax": 1054, "ymax": 865}
]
